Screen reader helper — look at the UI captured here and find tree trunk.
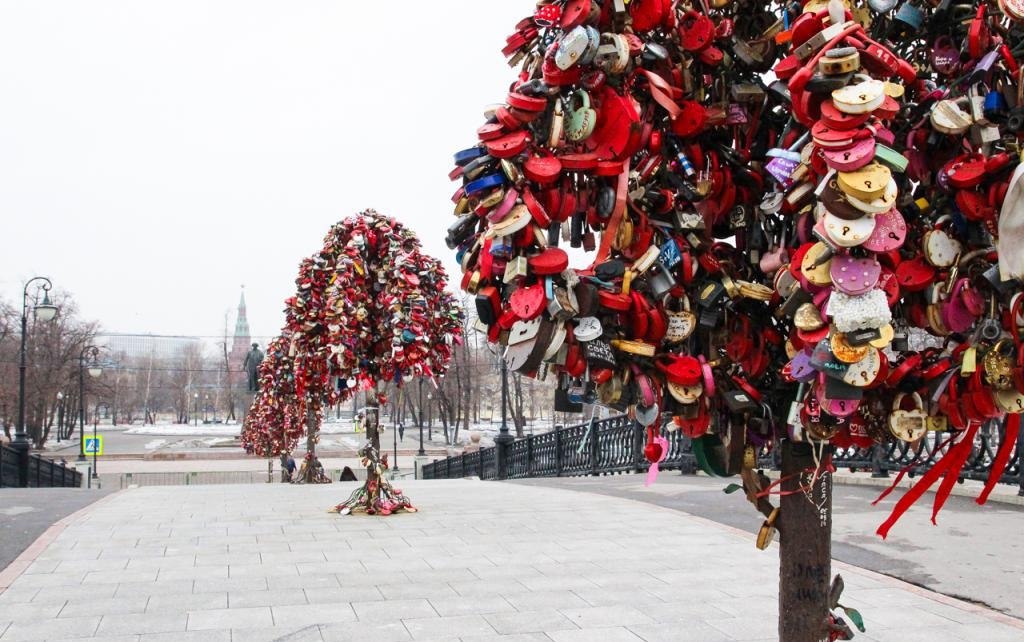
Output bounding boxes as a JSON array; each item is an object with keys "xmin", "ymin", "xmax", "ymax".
[
  {"xmin": 302, "ymin": 401, "xmax": 318, "ymax": 483},
  {"xmin": 365, "ymin": 386, "xmax": 383, "ymax": 505},
  {"xmin": 779, "ymin": 441, "xmax": 832, "ymax": 642}
]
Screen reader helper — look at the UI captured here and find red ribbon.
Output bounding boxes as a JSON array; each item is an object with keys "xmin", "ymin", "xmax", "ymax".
[
  {"xmin": 871, "ymin": 434, "xmax": 954, "ymax": 507},
  {"xmin": 977, "ymin": 414, "xmax": 1021, "ymax": 505},
  {"xmin": 876, "ymin": 424, "xmax": 980, "ymax": 539}
]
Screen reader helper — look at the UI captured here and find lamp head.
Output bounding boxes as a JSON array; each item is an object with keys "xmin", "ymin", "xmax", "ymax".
[{"xmin": 34, "ymin": 292, "xmax": 58, "ymax": 322}]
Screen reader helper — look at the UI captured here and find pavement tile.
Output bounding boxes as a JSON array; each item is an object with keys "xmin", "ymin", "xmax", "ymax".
[
  {"xmin": 427, "ymin": 595, "xmax": 515, "ymax": 617},
  {"xmin": 96, "ymin": 612, "xmax": 187, "ymax": 636},
  {"xmin": 186, "ymin": 606, "xmax": 273, "ymax": 631},
  {"xmin": 228, "ymin": 588, "xmax": 308, "ymax": 608},
  {"xmin": 517, "ymin": 574, "xmax": 600, "ymax": 592},
  {"xmin": 259, "ymin": 551, "xmax": 329, "ymax": 565},
  {"xmin": 276, "ymin": 574, "xmax": 340, "ymax": 591},
  {"xmin": 83, "ymin": 570, "xmax": 159, "ymax": 585},
  {"xmin": 547, "ymin": 626, "xmax": 645, "ymax": 642},
  {"xmin": 305, "ymin": 586, "xmax": 383, "ymax": 604},
  {"xmin": 192, "ymin": 577, "xmax": 266, "ymax": 594},
  {"xmin": 295, "ymin": 562, "xmax": 363, "ymax": 576},
  {"xmin": 633, "ymin": 599, "xmax": 733, "ymax": 623},
  {"xmin": 483, "ymin": 609, "xmax": 577, "ymax": 635},
  {"xmin": 353, "ymin": 598, "xmax": 437, "ymax": 622},
  {"xmin": 59, "ymin": 596, "xmax": 148, "ymax": 618},
  {"xmin": 706, "ymin": 617, "xmax": 777, "ymax": 640},
  {"xmin": 376, "ymin": 582, "xmax": 458, "ymax": 601},
  {"xmin": 21, "ymin": 560, "xmax": 60, "ymax": 575},
  {"xmin": 504, "ymin": 590, "xmax": 590, "ymax": 612},
  {"xmin": 7, "ymin": 573, "xmax": 85, "ymax": 589},
  {"xmin": 145, "ymin": 592, "xmax": 227, "ymax": 614},
  {"xmin": 558, "ymin": 605, "xmax": 655, "ymax": 628},
  {"xmin": 0, "ymin": 588, "xmax": 39, "ymax": 605},
  {"xmin": 0, "ymin": 601, "xmax": 65, "ymax": 622},
  {"xmin": 448, "ymin": 579, "xmax": 530, "ymax": 597},
  {"xmin": 270, "ymin": 603, "xmax": 356, "ymax": 627},
  {"xmin": 124, "ymin": 555, "xmax": 197, "ymax": 570},
  {"xmin": 156, "ymin": 566, "xmax": 227, "ymax": 581},
  {"xmin": 0, "ymin": 616, "xmax": 99, "ymax": 642},
  {"xmin": 627, "ymin": 622, "xmax": 735, "ymax": 642},
  {"xmin": 140, "ymin": 631, "xmax": 231, "ymax": 642},
  {"xmin": 31, "ymin": 584, "xmax": 117, "ymax": 604},
  {"xmin": 402, "ymin": 614, "xmax": 496, "ymax": 639},
  {"xmin": 319, "ymin": 620, "xmax": 411, "ymax": 642},
  {"xmin": 229, "ymin": 625, "xmax": 323, "ymax": 642},
  {"xmin": 459, "ymin": 635, "xmax": 552, "ymax": 642}
]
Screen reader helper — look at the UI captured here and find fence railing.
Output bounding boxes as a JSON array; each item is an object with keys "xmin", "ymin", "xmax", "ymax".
[
  {"xmin": 0, "ymin": 443, "xmax": 83, "ymax": 488},
  {"xmin": 421, "ymin": 415, "xmax": 1024, "ymax": 496}
]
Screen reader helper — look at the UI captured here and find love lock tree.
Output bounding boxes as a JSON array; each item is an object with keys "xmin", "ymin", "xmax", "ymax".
[
  {"xmin": 444, "ymin": 0, "xmax": 1024, "ymax": 640},
  {"xmin": 320, "ymin": 211, "xmax": 464, "ymax": 513},
  {"xmin": 241, "ymin": 335, "xmax": 305, "ymax": 481},
  {"xmin": 256, "ymin": 209, "xmax": 463, "ymax": 503}
]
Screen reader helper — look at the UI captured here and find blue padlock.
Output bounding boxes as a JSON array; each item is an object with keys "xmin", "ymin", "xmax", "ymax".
[{"xmin": 984, "ymin": 90, "xmax": 1008, "ymax": 121}]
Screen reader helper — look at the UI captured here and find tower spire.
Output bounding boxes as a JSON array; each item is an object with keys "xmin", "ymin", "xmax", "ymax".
[{"xmin": 235, "ymin": 285, "xmax": 250, "ymax": 339}]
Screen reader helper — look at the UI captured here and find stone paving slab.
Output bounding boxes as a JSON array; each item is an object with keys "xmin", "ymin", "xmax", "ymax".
[{"xmin": 0, "ymin": 480, "xmax": 1021, "ymax": 641}]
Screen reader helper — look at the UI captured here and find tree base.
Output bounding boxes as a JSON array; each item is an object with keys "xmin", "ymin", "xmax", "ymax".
[{"xmin": 329, "ymin": 478, "xmax": 416, "ymax": 516}]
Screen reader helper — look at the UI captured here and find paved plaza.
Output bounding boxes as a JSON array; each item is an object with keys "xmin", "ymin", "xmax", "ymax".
[{"xmin": 0, "ymin": 480, "xmax": 1022, "ymax": 641}]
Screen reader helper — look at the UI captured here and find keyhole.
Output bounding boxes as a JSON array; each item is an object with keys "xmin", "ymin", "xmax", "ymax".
[
  {"xmin": 864, "ymin": 180, "xmax": 873, "ymax": 189},
  {"xmin": 840, "ymin": 401, "xmax": 847, "ymax": 411},
  {"xmin": 861, "ymin": 370, "xmax": 868, "ymax": 381},
  {"xmin": 889, "ymin": 232, "xmax": 899, "ymax": 240},
  {"xmin": 843, "ymin": 152, "xmax": 850, "ymax": 160},
  {"xmin": 1016, "ymin": 398, "xmax": 1022, "ymax": 409},
  {"xmin": 843, "ymin": 226, "xmax": 851, "ymax": 235}
]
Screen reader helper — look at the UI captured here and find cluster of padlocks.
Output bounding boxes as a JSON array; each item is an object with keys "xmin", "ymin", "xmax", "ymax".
[
  {"xmin": 241, "ymin": 336, "xmax": 305, "ymax": 456},
  {"xmin": 448, "ymin": 0, "xmax": 1024, "ymax": 528},
  {"xmin": 245, "ymin": 211, "xmax": 464, "ymax": 462}
]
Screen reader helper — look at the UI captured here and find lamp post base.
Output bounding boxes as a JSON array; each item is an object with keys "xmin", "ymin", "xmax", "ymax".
[{"xmin": 11, "ymin": 438, "xmax": 30, "ymax": 487}]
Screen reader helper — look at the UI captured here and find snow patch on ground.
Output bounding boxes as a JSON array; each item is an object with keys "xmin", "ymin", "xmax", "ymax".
[{"xmin": 125, "ymin": 424, "xmax": 241, "ymax": 437}]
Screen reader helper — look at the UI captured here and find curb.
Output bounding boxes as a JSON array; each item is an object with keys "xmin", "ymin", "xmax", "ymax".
[{"xmin": 0, "ymin": 491, "xmax": 123, "ymax": 593}]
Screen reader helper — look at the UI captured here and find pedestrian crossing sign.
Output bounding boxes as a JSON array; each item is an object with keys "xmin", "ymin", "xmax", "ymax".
[{"xmin": 84, "ymin": 436, "xmax": 104, "ymax": 456}]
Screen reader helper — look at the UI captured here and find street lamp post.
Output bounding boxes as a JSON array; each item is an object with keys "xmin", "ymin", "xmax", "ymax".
[
  {"xmin": 494, "ymin": 354, "xmax": 513, "ymax": 479},
  {"xmin": 15, "ymin": 277, "xmax": 59, "ymax": 487},
  {"xmin": 56, "ymin": 392, "xmax": 64, "ymax": 443},
  {"xmin": 78, "ymin": 345, "xmax": 102, "ymax": 461},
  {"xmin": 204, "ymin": 394, "xmax": 210, "ymax": 423},
  {"xmin": 193, "ymin": 393, "xmax": 199, "ymax": 427},
  {"xmin": 417, "ymin": 379, "xmax": 426, "ymax": 457},
  {"xmin": 92, "ymin": 402, "xmax": 109, "ymax": 480},
  {"xmin": 426, "ymin": 393, "xmax": 433, "ymax": 441}
]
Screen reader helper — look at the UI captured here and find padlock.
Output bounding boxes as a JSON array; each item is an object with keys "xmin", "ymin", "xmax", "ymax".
[
  {"xmin": 503, "ymin": 256, "xmax": 528, "ymax": 284},
  {"xmin": 648, "ymin": 264, "xmax": 676, "ymax": 299}
]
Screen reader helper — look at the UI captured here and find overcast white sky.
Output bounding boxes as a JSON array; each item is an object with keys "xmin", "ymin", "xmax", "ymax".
[{"xmin": 0, "ymin": 1, "xmax": 526, "ymax": 340}]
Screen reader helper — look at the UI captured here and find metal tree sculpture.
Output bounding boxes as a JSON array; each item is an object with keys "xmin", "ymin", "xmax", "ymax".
[
  {"xmin": 240, "ymin": 335, "xmax": 305, "ymax": 470},
  {"xmin": 319, "ymin": 210, "xmax": 463, "ymax": 514},
  {"xmin": 249, "ymin": 209, "xmax": 462, "ymax": 507}
]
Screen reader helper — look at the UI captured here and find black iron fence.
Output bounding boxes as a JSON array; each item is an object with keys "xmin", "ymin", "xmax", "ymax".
[
  {"xmin": 0, "ymin": 443, "xmax": 83, "ymax": 488},
  {"xmin": 421, "ymin": 415, "xmax": 1024, "ymax": 496}
]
